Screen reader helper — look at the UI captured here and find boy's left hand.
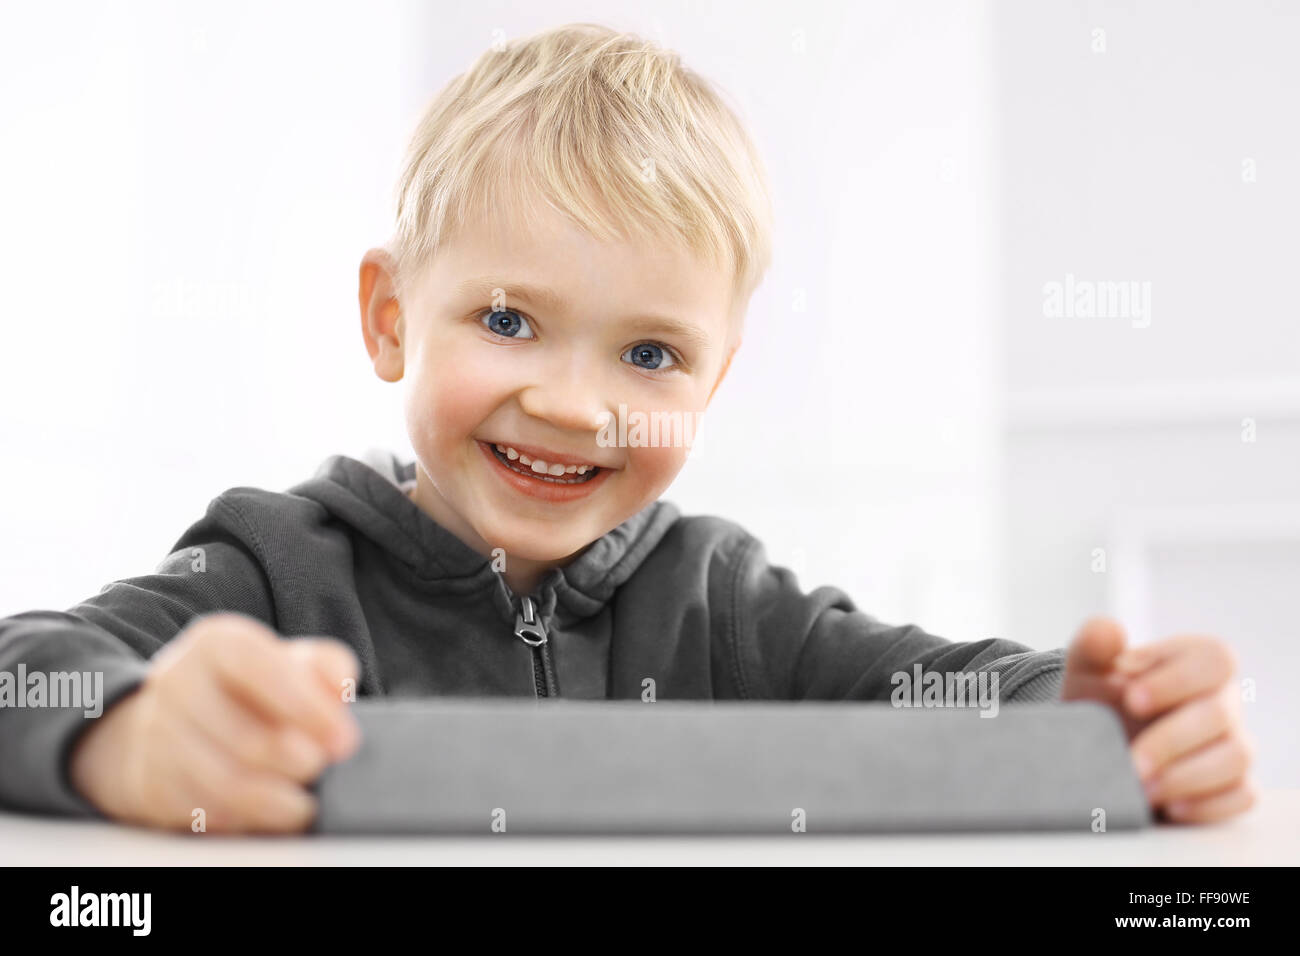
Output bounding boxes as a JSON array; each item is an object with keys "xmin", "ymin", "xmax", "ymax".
[{"xmin": 1060, "ymin": 617, "xmax": 1257, "ymax": 824}]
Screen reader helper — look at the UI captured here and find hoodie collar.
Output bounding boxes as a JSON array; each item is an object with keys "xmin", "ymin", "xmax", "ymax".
[{"xmin": 288, "ymin": 451, "xmax": 680, "ymax": 620}]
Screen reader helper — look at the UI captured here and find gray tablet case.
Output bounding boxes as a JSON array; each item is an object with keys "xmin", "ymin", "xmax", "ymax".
[{"xmin": 311, "ymin": 699, "xmax": 1150, "ymax": 834}]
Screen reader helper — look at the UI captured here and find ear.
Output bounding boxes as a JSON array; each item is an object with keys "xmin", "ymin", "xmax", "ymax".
[
  {"xmin": 706, "ymin": 336, "xmax": 741, "ymax": 408},
  {"xmin": 359, "ymin": 247, "xmax": 405, "ymax": 383}
]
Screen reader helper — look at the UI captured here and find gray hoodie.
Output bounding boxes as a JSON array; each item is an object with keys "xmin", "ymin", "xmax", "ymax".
[{"xmin": 0, "ymin": 451, "xmax": 1066, "ymax": 817}]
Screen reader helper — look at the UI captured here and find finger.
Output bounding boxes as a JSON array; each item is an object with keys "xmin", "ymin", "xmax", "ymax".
[
  {"xmin": 198, "ymin": 622, "xmax": 356, "ymax": 755},
  {"xmin": 286, "ymin": 641, "xmax": 361, "ymax": 755},
  {"xmin": 1130, "ymin": 688, "xmax": 1239, "ymax": 781},
  {"xmin": 115, "ymin": 694, "xmax": 199, "ymax": 831},
  {"xmin": 298, "ymin": 638, "xmax": 360, "ymax": 697},
  {"xmin": 1163, "ymin": 779, "xmax": 1259, "ymax": 825},
  {"xmin": 150, "ymin": 710, "xmax": 247, "ymax": 831},
  {"xmin": 126, "ymin": 736, "xmax": 203, "ymax": 832},
  {"xmin": 222, "ymin": 774, "xmax": 318, "ymax": 834},
  {"xmin": 145, "ymin": 771, "xmax": 211, "ymax": 833},
  {"xmin": 166, "ymin": 671, "xmax": 330, "ymax": 783},
  {"xmin": 1113, "ymin": 633, "xmax": 1232, "ymax": 676},
  {"xmin": 167, "ymin": 721, "xmax": 317, "ymax": 833},
  {"xmin": 1066, "ymin": 617, "xmax": 1128, "ymax": 675},
  {"xmin": 1146, "ymin": 734, "xmax": 1254, "ymax": 804},
  {"xmin": 294, "ymin": 639, "xmax": 363, "ymax": 731},
  {"xmin": 1123, "ymin": 640, "xmax": 1237, "ymax": 719}
]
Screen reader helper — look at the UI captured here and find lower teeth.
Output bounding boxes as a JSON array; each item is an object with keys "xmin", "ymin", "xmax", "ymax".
[{"xmin": 490, "ymin": 445, "xmax": 597, "ymax": 484}]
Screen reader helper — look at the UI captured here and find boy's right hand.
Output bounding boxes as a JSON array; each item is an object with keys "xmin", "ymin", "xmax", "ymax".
[{"xmin": 67, "ymin": 612, "xmax": 361, "ymax": 833}]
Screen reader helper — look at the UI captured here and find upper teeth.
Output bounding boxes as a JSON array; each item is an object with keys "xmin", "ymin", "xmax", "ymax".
[{"xmin": 495, "ymin": 444, "xmax": 595, "ymax": 475}]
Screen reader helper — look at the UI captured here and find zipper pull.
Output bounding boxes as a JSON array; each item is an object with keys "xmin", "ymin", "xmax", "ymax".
[{"xmin": 514, "ymin": 595, "xmax": 548, "ymax": 646}]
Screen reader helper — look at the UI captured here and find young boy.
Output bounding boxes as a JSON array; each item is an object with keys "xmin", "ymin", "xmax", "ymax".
[{"xmin": 0, "ymin": 23, "xmax": 1254, "ymax": 833}]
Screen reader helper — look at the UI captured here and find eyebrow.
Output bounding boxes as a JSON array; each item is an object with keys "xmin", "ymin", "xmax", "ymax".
[{"xmin": 455, "ymin": 276, "xmax": 714, "ymax": 351}]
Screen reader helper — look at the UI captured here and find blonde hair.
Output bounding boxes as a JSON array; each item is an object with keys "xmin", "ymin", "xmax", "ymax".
[{"xmin": 388, "ymin": 23, "xmax": 774, "ymax": 337}]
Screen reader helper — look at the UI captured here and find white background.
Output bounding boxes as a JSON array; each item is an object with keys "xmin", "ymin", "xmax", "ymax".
[{"xmin": 1, "ymin": 1, "xmax": 1295, "ymax": 784}]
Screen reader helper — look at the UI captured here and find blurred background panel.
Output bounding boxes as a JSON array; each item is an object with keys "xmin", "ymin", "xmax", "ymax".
[
  {"xmin": 0, "ymin": 1, "xmax": 1293, "ymax": 783},
  {"xmin": 995, "ymin": 0, "xmax": 1300, "ymax": 787},
  {"xmin": 0, "ymin": 0, "xmax": 434, "ymax": 606}
]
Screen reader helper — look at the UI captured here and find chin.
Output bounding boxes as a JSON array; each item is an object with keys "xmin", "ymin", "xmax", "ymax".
[{"xmin": 477, "ymin": 521, "xmax": 591, "ymax": 564}]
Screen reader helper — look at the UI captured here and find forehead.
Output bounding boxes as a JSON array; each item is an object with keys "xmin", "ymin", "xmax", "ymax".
[{"xmin": 424, "ymin": 197, "xmax": 736, "ymax": 336}]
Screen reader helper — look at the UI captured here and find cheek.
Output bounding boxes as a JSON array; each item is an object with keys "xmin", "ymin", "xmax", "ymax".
[
  {"xmin": 612, "ymin": 389, "xmax": 710, "ymax": 488},
  {"xmin": 402, "ymin": 343, "xmax": 503, "ymax": 452},
  {"xmin": 624, "ymin": 443, "xmax": 689, "ymax": 489}
]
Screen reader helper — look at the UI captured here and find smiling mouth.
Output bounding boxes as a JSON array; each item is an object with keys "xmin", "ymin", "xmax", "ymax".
[{"xmin": 485, "ymin": 442, "xmax": 602, "ymax": 484}]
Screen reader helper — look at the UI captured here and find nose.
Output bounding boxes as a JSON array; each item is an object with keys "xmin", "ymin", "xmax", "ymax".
[{"xmin": 516, "ymin": 350, "xmax": 611, "ymax": 436}]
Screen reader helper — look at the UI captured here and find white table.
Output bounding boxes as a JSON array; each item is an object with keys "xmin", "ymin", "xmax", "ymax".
[{"xmin": 1, "ymin": 789, "xmax": 1295, "ymax": 866}]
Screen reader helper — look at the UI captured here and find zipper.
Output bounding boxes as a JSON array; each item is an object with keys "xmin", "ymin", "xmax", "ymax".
[{"xmin": 513, "ymin": 594, "xmax": 555, "ymax": 698}]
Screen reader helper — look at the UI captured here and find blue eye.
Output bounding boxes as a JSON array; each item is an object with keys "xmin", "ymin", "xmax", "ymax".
[
  {"xmin": 481, "ymin": 309, "xmax": 535, "ymax": 339},
  {"xmin": 622, "ymin": 343, "xmax": 677, "ymax": 372}
]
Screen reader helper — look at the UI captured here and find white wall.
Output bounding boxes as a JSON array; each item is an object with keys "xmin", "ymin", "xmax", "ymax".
[{"xmin": 0, "ymin": 0, "xmax": 436, "ymax": 612}]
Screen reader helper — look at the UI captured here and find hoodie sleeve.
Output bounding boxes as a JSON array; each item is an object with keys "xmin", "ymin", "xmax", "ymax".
[
  {"xmin": 726, "ymin": 535, "xmax": 1065, "ymax": 703},
  {"xmin": 0, "ymin": 496, "xmax": 276, "ymax": 817}
]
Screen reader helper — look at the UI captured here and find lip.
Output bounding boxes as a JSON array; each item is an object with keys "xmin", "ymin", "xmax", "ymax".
[
  {"xmin": 481, "ymin": 439, "xmax": 615, "ymax": 471},
  {"xmin": 477, "ymin": 440, "xmax": 614, "ymax": 503}
]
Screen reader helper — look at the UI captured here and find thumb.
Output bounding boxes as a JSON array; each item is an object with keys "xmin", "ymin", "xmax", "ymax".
[
  {"xmin": 292, "ymin": 638, "xmax": 361, "ymax": 701},
  {"xmin": 1066, "ymin": 616, "xmax": 1128, "ymax": 676}
]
